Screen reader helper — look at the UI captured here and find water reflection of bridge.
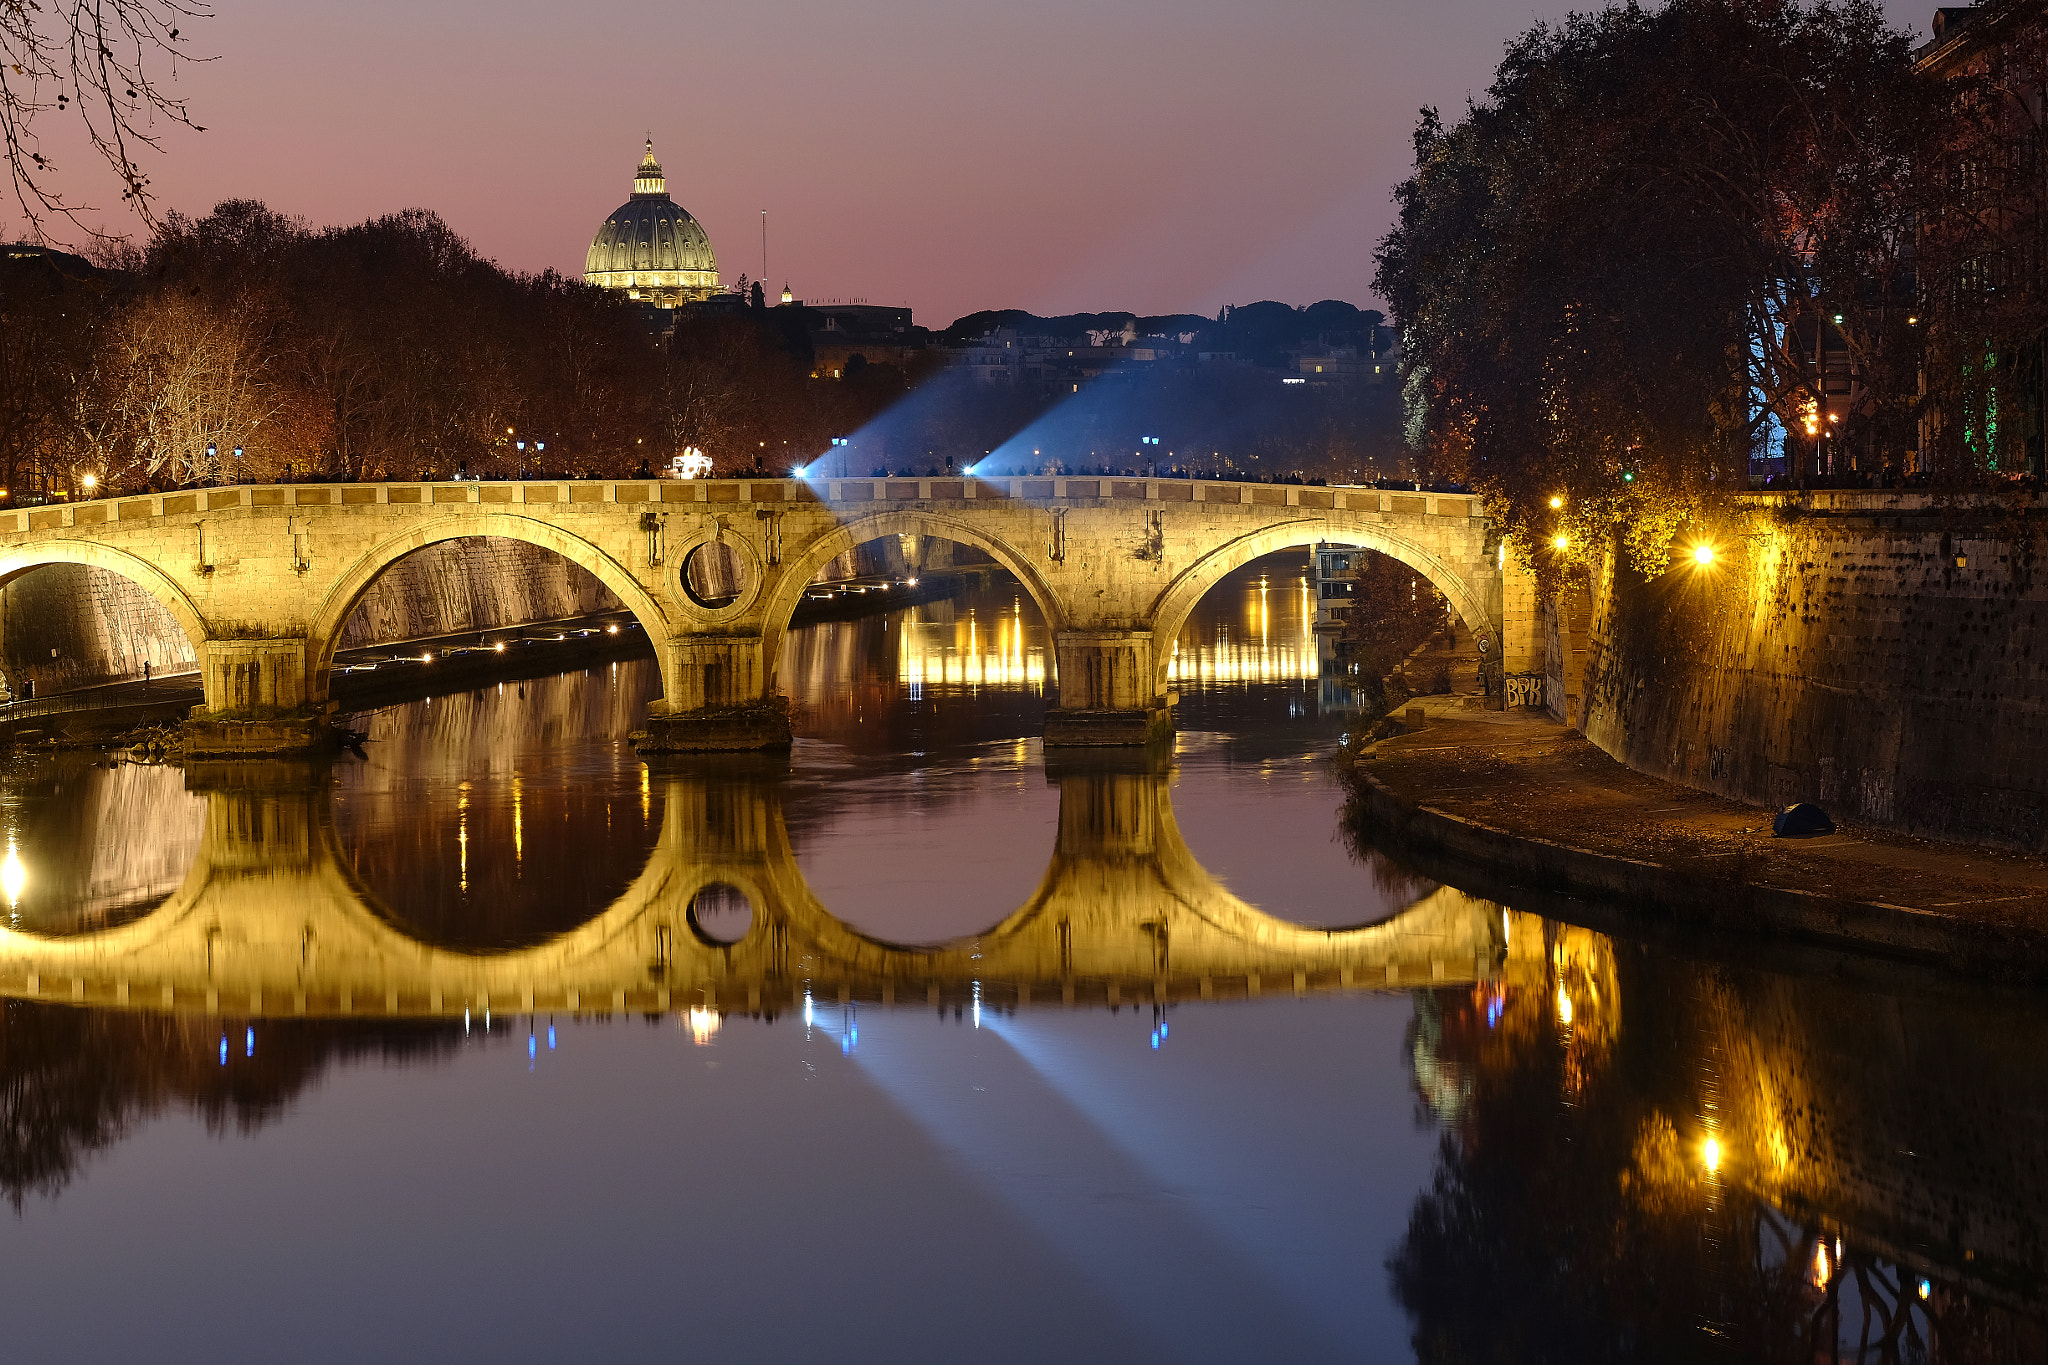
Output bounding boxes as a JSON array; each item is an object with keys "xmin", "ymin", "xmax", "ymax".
[{"xmin": 0, "ymin": 761, "xmax": 1537, "ymax": 1019}]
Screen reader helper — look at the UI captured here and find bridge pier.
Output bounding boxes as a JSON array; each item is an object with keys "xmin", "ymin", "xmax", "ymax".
[
  {"xmin": 1044, "ymin": 629, "xmax": 1173, "ymax": 747},
  {"xmin": 632, "ymin": 633, "xmax": 792, "ymax": 754},
  {"xmin": 183, "ymin": 637, "xmax": 338, "ymax": 758}
]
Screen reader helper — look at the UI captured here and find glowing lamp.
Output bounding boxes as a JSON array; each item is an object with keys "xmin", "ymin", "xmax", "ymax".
[
  {"xmin": 1703, "ymin": 1137, "xmax": 1722, "ymax": 1173},
  {"xmin": 493, "ymin": 642, "xmax": 506, "ymax": 653},
  {"xmin": 2, "ymin": 843, "xmax": 24, "ymax": 907},
  {"xmin": 1693, "ymin": 544, "xmax": 1715, "ymax": 566},
  {"xmin": 80, "ymin": 473, "xmax": 97, "ymax": 492},
  {"xmin": 607, "ymin": 624, "xmax": 619, "ymax": 634},
  {"xmin": 1548, "ymin": 495, "xmax": 1563, "ymax": 509},
  {"xmin": 1551, "ymin": 533, "xmax": 1570, "ymax": 551}
]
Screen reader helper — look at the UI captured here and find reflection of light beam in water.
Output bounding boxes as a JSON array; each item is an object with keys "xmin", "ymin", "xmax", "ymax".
[
  {"xmin": 805, "ymin": 1006, "xmax": 1337, "ymax": 1359},
  {"xmin": 983, "ymin": 1009, "xmax": 1378, "ymax": 1349},
  {"xmin": 2, "ymin": 843, "xmax": 23, "ymax": 909}
]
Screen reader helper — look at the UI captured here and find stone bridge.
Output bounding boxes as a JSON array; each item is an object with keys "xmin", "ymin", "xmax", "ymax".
[
  {"xmin": 0, "ymin": 760, "xmax": 1535, "ymax": 1020},
  {"xmin": 0, "ymin": 476, "xmax": 1533, "ymax": 751}
]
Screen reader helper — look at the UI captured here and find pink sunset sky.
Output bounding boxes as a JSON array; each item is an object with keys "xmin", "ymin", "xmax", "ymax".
[{"xmin": 28, "ymin": 0, "xmax": 1932, "ymax": 327}]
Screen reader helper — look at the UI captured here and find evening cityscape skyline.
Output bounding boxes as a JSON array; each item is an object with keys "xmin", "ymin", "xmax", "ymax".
[{"xmin": 33, "ymin": 0, "xmax": 1935, "ymax": 324}]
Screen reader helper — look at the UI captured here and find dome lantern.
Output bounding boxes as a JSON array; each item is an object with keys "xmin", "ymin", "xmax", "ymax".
[
  {"xmin": 632, "ymin": 138, "xmax": 666, "ymax": 198},
  {"xmin": 585, "ymin": 138, "xmax": 718, "ymax": 307}
]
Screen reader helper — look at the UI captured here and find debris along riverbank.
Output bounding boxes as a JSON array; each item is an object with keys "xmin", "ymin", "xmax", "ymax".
[{"xmin": 1338, "ymin": 696, "xmax": 2048, "ymax": 984}]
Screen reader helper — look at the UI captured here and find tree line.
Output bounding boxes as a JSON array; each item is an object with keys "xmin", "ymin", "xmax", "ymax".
[
  {"xmin": 0, "ymin": 199, "xmax": 1410, "ymax": 498},
  {"xmin": 0, "ymin": 201, "xmax": 921, "ymax": 496}
]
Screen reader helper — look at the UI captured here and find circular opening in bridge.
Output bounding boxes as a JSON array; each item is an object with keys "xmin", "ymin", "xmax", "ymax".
[
  {"xmin": 682, "ymin": 541, "xmax": 749, "ymax": 610},
  {"xmin": 687, "ymin": 882, "xmax": 754, "ymax": 945}
]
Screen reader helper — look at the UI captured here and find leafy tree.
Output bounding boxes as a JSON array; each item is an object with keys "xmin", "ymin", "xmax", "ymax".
[
  {"xmin": 1340, "ymin": 552, "xmax": 1450, "ymax": 680},
  {"xmin": 1376, "ymin": 0, "xmax": 1936, "ymax": 581}
]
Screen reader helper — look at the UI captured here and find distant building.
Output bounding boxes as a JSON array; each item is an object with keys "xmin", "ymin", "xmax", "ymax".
[{"xmin": 583, "ymin": 140, "xmax": 720, "ymax": 308}]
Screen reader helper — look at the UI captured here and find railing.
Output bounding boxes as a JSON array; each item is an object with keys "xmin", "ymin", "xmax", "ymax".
[{"xmin": 0, "ymin": 477, "xmax": 1486, "ymax": 533}]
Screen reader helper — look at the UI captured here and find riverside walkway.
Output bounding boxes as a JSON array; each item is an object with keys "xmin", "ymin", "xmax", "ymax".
[{"xmin": 1348, "ymin": 696, "xmax": 2048, "ymax": 979}]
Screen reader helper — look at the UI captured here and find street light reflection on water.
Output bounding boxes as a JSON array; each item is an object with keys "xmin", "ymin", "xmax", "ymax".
[{"xmin": 0, "ymin": 550, "xmax": 2037, "ymax": 1361}]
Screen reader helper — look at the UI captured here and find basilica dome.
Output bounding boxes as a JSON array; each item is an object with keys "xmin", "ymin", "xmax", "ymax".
[{"xmin": 584, "ymin": 140, "xmax": 718, "ymax": 306}]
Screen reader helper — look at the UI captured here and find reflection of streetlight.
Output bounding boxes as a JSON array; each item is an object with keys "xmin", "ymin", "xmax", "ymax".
[
  {"xmin": 2, "ymin": 843, "xmax": 23, "ymax": 908},
  {"xmin": 1702, "ymin": 1137, "xmax": 1722, "ymax": 1174}
]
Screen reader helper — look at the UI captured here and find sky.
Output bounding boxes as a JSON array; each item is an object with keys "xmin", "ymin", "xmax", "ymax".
[{"xmin": 26, "ymin": 0, "xmax": 1933, "ymax": 329}]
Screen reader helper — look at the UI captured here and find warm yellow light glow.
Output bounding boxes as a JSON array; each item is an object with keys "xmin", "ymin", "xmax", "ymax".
[
  {"xmin": 607, "ymin": 624, "xmax": 619, "ymax": 634},
  {"xmin": 1702, "ymin": 1137, "xmax": 1722, "ymax": 1173},
  {"xmin": 1812, "ymin": 1241, "xmax": 1832, "ymax": 1288},
  {"xmin": 494, "ymin": 642, "xmax": 506, "ymax": 653},
  {"xmin": 1, "ymin": 843, "xmax": 23, "ymax": 908},
  {"xmin": 1693, "ymin": 544, "xmax": 1715, "ymax": 566},
  {"xmin": 80, "ymin": 473, "xmax": 97, "ymax": 492},
  {"xmin": 422, "ymin": 653, "xmax": 434, "ymax": 663},
  {"xmin": 1548, "ymin": 495, "xmax": 1563, "ymax": 509},
  {"xmin": 1555, "ymin": 985, "xmax": 1573, "ymax": 1025},
  {"xmin": 686, "ymin": 1008, "xmax": 721, "ymax": 1045},
  {"xmin": 1551, "ymin": 533, "xmax": 1569, "ymax": 551}
]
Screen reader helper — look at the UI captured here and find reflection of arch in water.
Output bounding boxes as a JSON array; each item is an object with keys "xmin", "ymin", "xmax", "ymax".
[
  {"xmin": 0, "ymin": 758, "xmax": 206, "ymax": 936},
  {"xmin": 0, "ymin": 758, "xmax": 1533, "ymax": 1016}
]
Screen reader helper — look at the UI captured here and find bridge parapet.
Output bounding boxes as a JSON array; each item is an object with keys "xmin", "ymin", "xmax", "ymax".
[{"xmin": 0, "ymin": 478, "xmax": 1528, "ymax": 752}]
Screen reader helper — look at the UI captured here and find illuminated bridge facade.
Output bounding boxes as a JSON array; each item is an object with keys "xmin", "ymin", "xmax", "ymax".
[
  {"xmin": 0, "ymin": 476, "xmax": 1534, "ymax": 750},
  {"xmin": 0, "ymin": 762, "xmax": 1536, "ymax": 1020}
]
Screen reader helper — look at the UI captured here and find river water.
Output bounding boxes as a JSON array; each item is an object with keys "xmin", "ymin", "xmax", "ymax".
[{"xmin": 0, "ymin": 555, "xmax": 2041, "ymax": 1363}]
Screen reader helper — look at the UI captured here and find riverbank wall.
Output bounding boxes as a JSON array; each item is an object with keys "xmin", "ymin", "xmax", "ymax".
[
  {"xmin": 1547, "ymin": 491, "xmax": 2048, "ymax": 852},
  {"xmin": 0, "ymin": 539, "xmax": 626, "ymax": 696}
]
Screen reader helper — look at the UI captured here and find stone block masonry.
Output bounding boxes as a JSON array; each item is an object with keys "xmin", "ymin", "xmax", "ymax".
[
  {"xmin": 0, "ymin": 563, "xmax": 198, "ymax": 694},
  {"xmin": 1570, "ymin": 491, "xmax": 2048, "ymax": 851},
  {"xmin": 0, "ymin": 477, "xmax": 1522, "ymax": 752},
  {"xmin": 0, "ymin": 540, "xmax": 624, "ymax": 695}
]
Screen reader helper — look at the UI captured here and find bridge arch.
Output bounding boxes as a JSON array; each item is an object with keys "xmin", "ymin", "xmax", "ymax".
[
  {"xmin": 1146, "ymin": 517, "xmax": 1495, "ymax": 697},
  {"xmin": 303, "ymin": 513, "xmax": 675, "ymax": 705},
  {"xmin": 0, "ymin": 539, "xmax": 213, "ymax": 663},
  {"xmin": 756, "ymin": 509, "xmax": 1070, "ymax": 685}
]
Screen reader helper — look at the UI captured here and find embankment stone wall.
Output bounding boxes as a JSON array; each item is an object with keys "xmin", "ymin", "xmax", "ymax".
[
  {"xmin": 1570, "ymin": 492, "xmax": 2048, "ymax": 851},
  {"xmin": 335, "ymin": 538, "xmax": 621, "ymax": 648},
  {"xmin": 0, "ymin": 564, "xmax": 198, "ymax": 694},
  {"xmin": 0, "ymin": 537, "xmax": 622, "ymax": 693}
]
